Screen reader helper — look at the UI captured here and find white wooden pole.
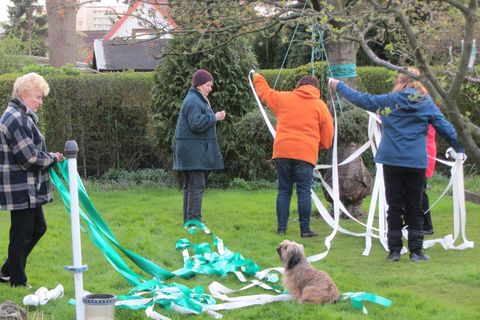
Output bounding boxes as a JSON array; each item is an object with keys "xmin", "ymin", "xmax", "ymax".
[{"xmin": 64, "ymin": 140, "xmax": 86, "ymax": 320}]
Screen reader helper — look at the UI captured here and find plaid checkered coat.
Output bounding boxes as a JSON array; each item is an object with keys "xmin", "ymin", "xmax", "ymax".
[{"xmin": 0, "ymin": 99, "xmax": 56, "ymax": 210}]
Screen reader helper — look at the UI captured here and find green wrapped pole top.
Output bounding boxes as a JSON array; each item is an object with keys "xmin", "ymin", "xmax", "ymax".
[{"xmin": 64, "ymin": 140, "xmax": 79, "ymax": 159}]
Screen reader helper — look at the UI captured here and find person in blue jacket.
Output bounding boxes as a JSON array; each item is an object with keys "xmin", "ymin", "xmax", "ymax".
[
  {"xmin": 329, "ymin": 69, "xmax": 464, "ymax": 262},
  {"xmin": 173, "ymin": 69, "xmax": 226, "ymax": 223}
]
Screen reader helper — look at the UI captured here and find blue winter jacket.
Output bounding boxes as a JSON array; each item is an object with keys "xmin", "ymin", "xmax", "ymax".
[
  {"xmin": 336, "ymin": 82, "xmax": 464, "ymax": 169},
  {"xmin": 173, "ymin": 87, "xmax": 224, "ymax": 171}
]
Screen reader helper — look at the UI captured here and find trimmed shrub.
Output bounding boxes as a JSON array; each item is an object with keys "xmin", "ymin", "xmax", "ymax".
[
  {"xmin": 0, "ymin": 64, "xmax": 477, "ymax": 181},
  {"xmin": 0, "ymin": 71, "xmax": 156, "ymax": 176},
  {"xmin": 227, "ymin": 109, "xmax": 276, "ymax": 181}
]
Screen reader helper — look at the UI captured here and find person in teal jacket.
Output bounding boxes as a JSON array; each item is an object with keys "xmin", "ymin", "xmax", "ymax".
[
  {"xmin": 329, "ymin": 70, "xmax": 464, "ymax": 262},
  {"xmin": 173, "ymin": 69, "xmax": 226, "ymax": 223}
]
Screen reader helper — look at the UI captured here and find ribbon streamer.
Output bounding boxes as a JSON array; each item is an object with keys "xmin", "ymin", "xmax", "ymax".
[
  {"xmin": 340, "ymin": 292, "xmax": 392, "ymax": 314},
  {"xmin": 249, "ymin": 70, "xmax": 474, "ymax": 261}
]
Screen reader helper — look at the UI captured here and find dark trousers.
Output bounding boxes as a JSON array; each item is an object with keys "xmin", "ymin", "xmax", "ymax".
[
  {"xmin": 275, "ymin": 158, "xmax": 314, "ymax": 232},
  {"xmin": 422, "ymin": 181, "xmax": 433, "ymax": 231},
  {"xmin": 1, "ymin": 207, "xmax": 47, "ymax": 286},
  {"xmin": 182, "ymin": 171, "xmax": 206, "ymax": 223},
  {"xmin": 383, "ymin": 165, "xmax": 425, "ymax": 253}
]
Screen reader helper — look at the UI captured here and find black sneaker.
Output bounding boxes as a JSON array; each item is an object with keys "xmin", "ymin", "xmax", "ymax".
[
  {"xmin": 410, "ymin": 251, "xmax": 430, "ymax": 262},
  {"xmin": 0, "ymin": 271, "xmax": 10, "ymax": 283},
  {"xmin": 12, "ymin": 283, "xmax": 32, "ymax": 289},
  {"xmin": 301, "ymin": 230, "xmax": 319, "ymax": 238},
  {"xmin": 277, "ymin": 229, "xmax": 286, "ymax": 235},
  {"xmin": 387, "ymin": 251, "xmax": 401, "ymax": 262}
]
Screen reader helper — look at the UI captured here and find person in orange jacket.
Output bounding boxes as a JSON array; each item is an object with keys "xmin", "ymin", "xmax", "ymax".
[{"xmin": 253, "ymin": 73, "xmax": 334, "ymax": 237}]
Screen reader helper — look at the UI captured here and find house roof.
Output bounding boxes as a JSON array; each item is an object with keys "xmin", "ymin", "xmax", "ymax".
[
  {"xmin": 104, "ymin": 0, "xmax": 176, "ymax": 40},
  {"xmin": 92, "ymin": 37, "xmax": 168, "ymax": 71},
  {"xmin": 80, "ymin": 30, "xmax": 108, "ymax": 47},
  {"xmin": 84, "ymin": 0, "xmax": 175, "ymax": 64}
]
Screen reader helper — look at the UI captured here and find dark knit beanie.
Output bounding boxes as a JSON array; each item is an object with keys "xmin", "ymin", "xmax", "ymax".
[{"xmin": 192, "ymin": 69, "xmax": 213, "ymax": 87}]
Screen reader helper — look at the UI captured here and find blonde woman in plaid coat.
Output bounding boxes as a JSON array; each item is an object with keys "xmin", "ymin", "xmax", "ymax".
[{"xmin": 0, "ymin": 73, "xmax": 63, "ymax": 288}]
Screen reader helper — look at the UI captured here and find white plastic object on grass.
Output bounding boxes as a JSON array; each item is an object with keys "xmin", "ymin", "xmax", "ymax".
[{"xmin": 23, "ymin": 284, "xmax": 64, "ymax": 306}]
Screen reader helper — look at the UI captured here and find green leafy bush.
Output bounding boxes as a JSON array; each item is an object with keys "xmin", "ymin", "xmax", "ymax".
[
  {"xmin": 229, "ymin": 177, "xmax": 276, "ymax": 190},
  {"xmin": 0, "ymin": 63, "xmax": 477, "ymax": 182},
  {"xmin": 151, "ymin": 1, "xmax": 259, "ymax": 186},
  {"xmin": 226, "ymin": 109, "xmax": 276, "ymax": 181},
  {"xmin": 0, "ymin": 36, "xmax": 34, "ymax": 75},
  {"xmin": 20, "ymin": 63, "xmax": 80, "ymax": 76},
  {"xmin": 99, "ymin": 168, "xmax": 174, "ymax": 187},
  {"xmin": 0, "ymin": 71, "xmax": 156, "ymax": 176}
]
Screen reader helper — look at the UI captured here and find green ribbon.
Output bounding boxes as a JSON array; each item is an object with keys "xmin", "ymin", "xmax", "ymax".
[
  {"xmin": 340, "ymin": 292, "xmax": 392, "ymax": 314},
  {"xmin": 51, "ymin": 162, "xmax": 213, "ymax": 313},
  {"xmin": 50, "ymin": 162, "xmax": 266, "ymax": 314},
  {"xmin": 329, "ymin": 63, "xmax": 357, "ymax": 78},
  {"xmin": 52, "ymin": 162, "xmax": 392, "ymax": 316}
]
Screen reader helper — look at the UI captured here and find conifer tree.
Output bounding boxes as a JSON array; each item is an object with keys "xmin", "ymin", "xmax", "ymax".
[
  {"xmin": 3, "ymin": 0, "xmax": 47, "ymax": 56},
  {"xmin": 152, "ymin": 0, "xmax": 258, "ymax": 180}
]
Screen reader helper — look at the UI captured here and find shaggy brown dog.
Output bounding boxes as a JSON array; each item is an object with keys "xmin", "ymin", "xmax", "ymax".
[{"xmin": 277, "ymin": 240, "xmax": 339, "ymax": 304}]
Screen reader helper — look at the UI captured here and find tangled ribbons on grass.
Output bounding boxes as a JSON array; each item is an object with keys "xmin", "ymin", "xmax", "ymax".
[{"xmin": 51, "ymin": 161, "xmax": 392, "ymax": 318}]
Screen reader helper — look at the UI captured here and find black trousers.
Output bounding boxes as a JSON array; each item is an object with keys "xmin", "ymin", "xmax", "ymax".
[
  {"xmin": 1, "ymin": 207, "xmax": 47, "ymax": 286},
  {"xmin": 182, "ymin": 171, "xmax": 207, "ymax": 223},
  {"xmin": 422, "ymin": 180, "xmax": 434, "ymax": 231},
  {"xmin": 383, "ymin": 165, "xmax": 426, "ymax": 252}
]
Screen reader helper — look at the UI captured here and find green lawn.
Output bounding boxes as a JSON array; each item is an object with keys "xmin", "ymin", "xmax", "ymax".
[{"xmin": 0, "ymin": 184, "xmax": 478, "ymax": 319}]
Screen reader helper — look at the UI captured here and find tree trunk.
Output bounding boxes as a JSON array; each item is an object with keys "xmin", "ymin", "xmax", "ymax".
[
  {"xmin": 324, "ymin": 39, "xmax": 359, "ymax": 87},
  {"xmin": 25, "ymin": 5, "xmax": 33, "ymax": 55},
  {"xmin": 46, "ymin": 0, "xmax": 76, "ymax": 67},
  {"xmin": 323, "ymin": 39, "xmax": 373, "ymax": 218},
  {"xmin": 323, "ymin": 142, "xmax": 373, "ymax": 218}
]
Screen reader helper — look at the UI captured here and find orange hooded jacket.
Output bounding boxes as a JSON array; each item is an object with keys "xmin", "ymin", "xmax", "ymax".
[{"xmin": 253, "ymin": 74, "xmax": 334, "ymax": 166}]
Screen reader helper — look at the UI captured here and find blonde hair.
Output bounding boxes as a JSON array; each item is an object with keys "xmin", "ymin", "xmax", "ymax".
[
  {"xmin": 396, "ymin": 67, "xmax": 428, "ymax": 95},
  {"xmin": 12, "ymin": 72, "xmax": 50, "ymax": 99}
]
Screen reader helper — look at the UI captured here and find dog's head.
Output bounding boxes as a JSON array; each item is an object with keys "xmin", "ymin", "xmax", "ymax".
[{"xmin": 277, "ymin": 240, "xmax": 305, "ymax": 270}]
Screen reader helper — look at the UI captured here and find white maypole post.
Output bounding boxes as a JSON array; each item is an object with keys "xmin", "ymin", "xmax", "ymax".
[{"xmin": 64, "ymin": 140, "xmax": 87, "ymax": 320}]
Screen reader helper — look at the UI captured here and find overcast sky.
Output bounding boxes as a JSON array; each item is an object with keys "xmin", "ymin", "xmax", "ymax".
[{"xmin": 0, "ymin": 0, "xmax": 124, "ymax": 23}]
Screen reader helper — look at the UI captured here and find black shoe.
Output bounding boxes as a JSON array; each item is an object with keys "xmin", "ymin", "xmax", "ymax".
[
  {"xmin": 387, "ymin": 251, "xmax": 401, "ymax": 262},
  {"xmin": 410, "ymin": 251, "xmax": 430, "ymax": 262},
  {"xmin": 301, "ymin": 230, "xmax": 318, "ymax": 238},
  {"xmin": 12, "ymin": 283, "xmax": 32, "ymax": 289},
  {"xmin": 277, "ymin": 229, "xmax": 286, "ymax": 235},
  {"xmin": 423, "ymin": 229, "xmax": 434, "ymax": 235},
  {"xmin": 0, "ymin": 271, "xmax": 10, "ymax": 283}
]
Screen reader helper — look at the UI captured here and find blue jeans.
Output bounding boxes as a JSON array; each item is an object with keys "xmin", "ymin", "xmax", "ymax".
[{"xmin": 275, "ymin": 158, "xmax": 314, "ymax": 232}]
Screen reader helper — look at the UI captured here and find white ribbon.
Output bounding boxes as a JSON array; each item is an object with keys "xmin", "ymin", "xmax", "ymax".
[
  {"xmin": 249, "ymin": 71, "xmax": 473, "ymax": 260},
  {"xmin": 195, "ymin": 73, "xmax": 476, "ymax": 319},
  {"xmin": 207, "ymin": 281, "xmax": 292, "ymax": 311},
  {"xmin": 424, "ymin": 149, "xmax": 474, "ymax": 250}
]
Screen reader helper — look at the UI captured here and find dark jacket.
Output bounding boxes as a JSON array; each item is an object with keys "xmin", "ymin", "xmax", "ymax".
[
  {"xmin": 336, "ymin": 82, "xmax": 464, "ymax": 169},
  {"xmin": 173, "ymin": 87, "xmax": 224, "ymax": 171},
  {"xmin": 0, "ymin": 99, "xmax": 56, "ymax": 210}
]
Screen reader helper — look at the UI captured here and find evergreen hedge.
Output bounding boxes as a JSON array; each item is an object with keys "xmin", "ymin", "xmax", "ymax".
[
  {"xmin": 0, "ymin": 72, "xmax": 157, "ymax": 176},
  {"xmin": 0, "ymin": 65, "xmax": 477, "ymax": 180}
]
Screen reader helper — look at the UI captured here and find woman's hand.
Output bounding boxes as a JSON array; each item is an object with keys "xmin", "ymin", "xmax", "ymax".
[
  {"xmin": 54, "ymin": 152, "xmax": 64, "ymax": 162},
  {"xmin": 215, "ymin": 110, "xmax": 226, "ymax": 121},
  {"xmin": 329, "ymin": 78, "xmax": 340, "ymax": 91}
]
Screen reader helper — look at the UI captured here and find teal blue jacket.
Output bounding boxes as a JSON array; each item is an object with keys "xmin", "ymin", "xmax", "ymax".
[
  {"xmin": 173, "ymin": 87, "xmax": 224, "ymax": 171},
  {"xmin": 336, "ymin": 82, "xmax": 464, "ymax": 169}
]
